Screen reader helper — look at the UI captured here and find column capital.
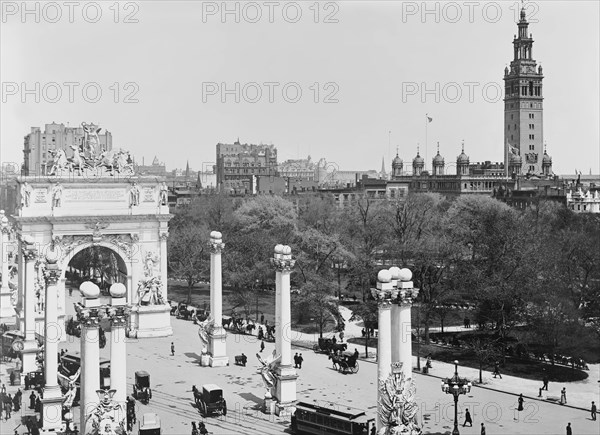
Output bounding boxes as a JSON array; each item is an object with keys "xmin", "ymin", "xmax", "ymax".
[
  {"xmin": 44, "ymin": 263, "xmax": 61, "ymax": 286},
  {"xmin": 75, "ymin": 304, "xmax": 103, "ymax": 327},
  {"xmin": 106, "ymin": 305, "xmax": 131, "ymax": 326},
  {"xmin": 159, "ymin": 231, "xmax": 169, "ymax": 241},
  {"xmin": 209, "ymin": 239, "xmax": 225, "ymax": 254},
  {"xmin": 21, "ymin": 244, "xmax": 38, "ymax": 261},
  {"xmin": 271, "ymin": 257, "xmax": 295, "ymax": 272},
  {"xmin": 395, "ymin": 288, "xmax": 420, "ymax": 306}
]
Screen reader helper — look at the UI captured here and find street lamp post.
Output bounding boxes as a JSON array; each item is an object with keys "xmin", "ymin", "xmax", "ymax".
[
  {"xmin": 254, "ymin": 279, "xmax": 260, "ymax": 322},
  {"xmin": 441, "ymin": 360, "xmax": 472, "ymax": 435}
]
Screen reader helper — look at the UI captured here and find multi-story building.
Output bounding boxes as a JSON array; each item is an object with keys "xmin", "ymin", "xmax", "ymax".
[
  {"xmin": 215, "ymin": 139, "xmax": 277, "ymax": 192},
  {"xmin": 23, "ymin": 122, "xmax": 112, "ymax": 175},
  {"xmin": 278, "ymin": 156, "xmax": 317, "ymax": 181},
  {"xmin": 135, "ymin": 156, "xmax": 167, "ymax": 176},
  {"xmin": 504, "ymin": 8, "xmax": 546, "ymax": 175}
]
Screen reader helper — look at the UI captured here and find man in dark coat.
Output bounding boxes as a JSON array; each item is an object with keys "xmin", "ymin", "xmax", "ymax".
[
  {"xmin": 297, "ymin": 353, "xmax": 304, "ymax": 369},
  {"xmin": 29, "ymin": 391, "xmax": 36, "ymax": 409}
]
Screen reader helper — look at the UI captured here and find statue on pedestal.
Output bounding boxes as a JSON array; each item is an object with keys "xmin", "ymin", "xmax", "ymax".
[
  {"xmin": 21, "ymin": 182, "xmax": 32, "ymax": 207},
  {"xmin": 256, "ymin": 350, "xmax": 281, "ymax": 394},
  {"xmin": 136, "ymin": 252, "xmax": 165, "ymax": 306},
  {"xmin": 86, "ymin": 389, "xmax": 126, "ymax": 435},
  {"xmin": 378, "ymin": 363, "xmax": 422, "ymax": 435},
  {"xmin": 198, "ymin": 315, "xmax": 215, "ymax": 348}
]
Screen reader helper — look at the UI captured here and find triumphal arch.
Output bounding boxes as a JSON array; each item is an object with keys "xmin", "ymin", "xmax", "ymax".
[{"xmin": 13, "ymin": 125, "xmax": 172, "ymax": 373}]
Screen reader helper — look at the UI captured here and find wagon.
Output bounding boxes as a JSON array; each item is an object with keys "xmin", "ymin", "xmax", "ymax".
[
  {"xmin": 133, "ymin": 371, "xmax": 152, "ymax": 404},
  {"xmin": 313, "ymin": 337, "xmax": 347, "ymax": 354},
  {"xmin": 234, "ymin": 354, "xmax": 247, "ymax": 366},
  {"xmin": 195, "ymin": 384, "xmax": 227, "ymax": 417},
  {"xmin": 139, "ymin": 412, "xmax": 161, "ymax": 435}
]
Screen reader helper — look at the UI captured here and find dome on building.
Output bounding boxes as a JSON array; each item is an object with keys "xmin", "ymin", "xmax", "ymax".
[
  {"xmin": 392, "ymin": 154, "xmax": 403, "ymax": 166},
  {"xmin": 413, "ymin": 152, "xmax": 424, "ymax": 165},
  {"xmin": 510, "ymin": 153, "xmax": 522, "ymax": 164},
  {"xmin": 457, "ymin": 151, "xmax": 469, "ymax": 164},
  {"xmin": 542, "ymin": 151, "xmax": 552, "ymax": 164},
  {"xmin": 433, "ymin": 151, "xmax": 444, "ymax": 165}
]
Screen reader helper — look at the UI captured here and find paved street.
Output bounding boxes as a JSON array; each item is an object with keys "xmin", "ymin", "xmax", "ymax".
[{"xmin": 1, "ymin": 297, "xmax": 599, "ymax": 434}]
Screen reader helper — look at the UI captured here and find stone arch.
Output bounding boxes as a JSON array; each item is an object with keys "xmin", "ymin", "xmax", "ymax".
[{"xmin": 59, "ymin": 241, "xmax": 135, "ymax": 303}]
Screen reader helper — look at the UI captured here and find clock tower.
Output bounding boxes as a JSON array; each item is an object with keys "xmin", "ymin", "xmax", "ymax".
[{"xmin": 504, "ymin": 6, "xmax": 544, "ymax": 175}]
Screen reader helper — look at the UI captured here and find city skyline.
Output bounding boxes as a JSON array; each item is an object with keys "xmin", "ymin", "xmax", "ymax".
[{"xmin": 1, "ymin": 1, "xmax": 598, "ymax": 175}]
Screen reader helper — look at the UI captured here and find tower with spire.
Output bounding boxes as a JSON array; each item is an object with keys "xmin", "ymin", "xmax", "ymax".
[{"xmin": 504, "ymin": 4, "xmax": 545, "ymax": 175}]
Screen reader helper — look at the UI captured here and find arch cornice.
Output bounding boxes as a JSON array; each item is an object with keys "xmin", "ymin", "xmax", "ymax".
[{"xmin": 13, "ymin": 214, "xmax": 173, "ymax": 225}]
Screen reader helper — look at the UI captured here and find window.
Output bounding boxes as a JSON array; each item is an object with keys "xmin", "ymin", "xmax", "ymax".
[
  {"xmin": 507, "ymin": 125, "xmax": 510, "ymax": 130},
  {"xmin": 529, "ymin": 145, "xmax": 534, "ymax": 150},
  {"xmin": 511, "ymin": 114, "xmax": 514, "ymax": 120}
]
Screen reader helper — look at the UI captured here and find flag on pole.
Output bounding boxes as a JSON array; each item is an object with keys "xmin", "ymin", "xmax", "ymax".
[
  {"xmin": 427, "ymin": 116, "xmax": 433, "ymax": 122},
  {"xmin": 508, "ymin": 143, "xmax": 519, "ymax": 156}
]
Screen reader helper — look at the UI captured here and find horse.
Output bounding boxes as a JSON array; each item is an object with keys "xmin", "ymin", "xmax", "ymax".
[
  {"xmin": 222, "ymin": 318, "xmax": 232, "ymax": 329},
  {"xmin": 48, "ymin": 149, "xmax": 69, "ymax": 175},
  {"xmin": 328, "ymin": 353, "xmax": 342, "ymax": 371}
]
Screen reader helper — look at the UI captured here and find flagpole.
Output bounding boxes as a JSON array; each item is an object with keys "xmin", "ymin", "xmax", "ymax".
[
  {"xmin": 425, "ymin": 114, "xmax": 428, "ymax": 172},
  {"xmin": 505, "ymin": 139, "xmax": 509, "ymax": 181}
]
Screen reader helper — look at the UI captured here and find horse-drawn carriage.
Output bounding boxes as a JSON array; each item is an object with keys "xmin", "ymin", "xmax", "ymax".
[
  {"xmin": 193, "ymin": 384, "xmax": 227, "ymax": 417},
  {"xmin": 328, "ymin": 352, "xmax": 359, "ymax": 374},
  {"xmin": 133, "ymin": 371, "xmax": 152, "ymax": 404},
  {"xmin": 313, "ymin": 337, "xmax": 347, "ymax": 354}
]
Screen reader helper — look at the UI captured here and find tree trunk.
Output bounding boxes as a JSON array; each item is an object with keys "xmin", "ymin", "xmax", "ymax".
[
  {"xmin": 479, "ymin": 362, "xmax": 483, "ymax": 383},
  {"xmin": 424, "ymin": 311, "xmax": 431, "ymax": 344},
  {"xmin": 365, "ymin": 330, "xmax": 370, "ymax": 358},
  {"xmin": 440, "ymin": 318, "xmax": 445, "ymax": 334},
  {"xmin": 187, "ymin": 278, "xmax": 193, "ymax": 304}
]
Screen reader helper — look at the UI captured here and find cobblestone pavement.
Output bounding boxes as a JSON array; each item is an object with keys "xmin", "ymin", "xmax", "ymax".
[{"xmin": 1, "ymin": 301, "xmax": 599, "ymax": 434}]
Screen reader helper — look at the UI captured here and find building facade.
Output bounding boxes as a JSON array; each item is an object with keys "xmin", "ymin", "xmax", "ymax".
[
  {"xmin": 278, "ymin": 156, "xmax": 317, "ymax": 181},
  {"xmin": 504, "ymin": 8, "xmax": 545, "ymax": 175},
  {"xmin": 215, "ymin": 140, "xmax": 278, "ymax": 192},
  {"xmin": 23, "ymin": 122, "xmax": 112, "ymax": 176}
]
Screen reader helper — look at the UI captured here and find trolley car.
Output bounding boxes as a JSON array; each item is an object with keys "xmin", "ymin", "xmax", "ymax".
[{"xmin": 291, "ymin": 401, "xmax": 375, "ymax": 435}]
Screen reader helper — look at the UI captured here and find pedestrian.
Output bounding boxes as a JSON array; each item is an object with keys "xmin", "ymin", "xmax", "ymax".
[
  {"xmin": 12, "ymin": 393, "xmax": 20, "ymax": 412},
  {"xmin": 462, "ymin": 408, "xmax": 472, "ymax": 427},
  {"xmin": 260, "ymin": 313, "xmax": 264, "ymax": 324},
  {"xmin": 29, "ymin": 391, "xmax": 36, "ymax": 410},
  {"xmin": 4, "ymin": 394, "xmax": 12, "ymax": 419},
  {"xmin": 493, "ymin": 361, "xmax": 502, "ymax": 379},
  {"xmin": 9, "ymin": 371, "xmax": 15, "ymax": 386},
  {"xmin": 294, "ymin": 353, "xmax": 299, "ymax": 368},
  {"xmin": 517, "ymin": 394, "xmax": 524, "ymax": 411},
  {"xmin": 353, "ymin": 348, "xmax": 359, "ymax": 360},
  {"xmin": 591, "ymin": 401, "xmax": 597, "ymax": 421},
  {"xmin": 24, "ymin": 374, "xmax": 30, "ymax": 391},
  {"xmin": 339, "ymin": 332, "xmax": 344, "ymax": 342},
  {"xmin": 35, "ymin": 396, "xmax": 41, "ymax": 413},
  {"xmin": 1, "ymin": 384, "xmax": 5, "ymax": 394},
  {"xmin": 566, "ymin": 422, "xmax": 572, "ymax": 435},
  {"xmin": 426, "ymin": 354, "xmax": 432, "ymax": 369},
  {"xmin": 560, "ymin": 387, "xmax": 567, "ymax": 405},
  {"xmin": 298, "ymin": 353, "xmax": 304, "ymax": 369},
  {"xmin": 361, "ymin": 328, "xmax": 366, "ymax": 337},
  {"xmin": 542, "ymin": 373, "xmax": 549, "ymax": 391},
  {"xmin": 260, "ymin": 340, "xmax": 265, "ymax": 353},
  {"xmin": 480, "ymin": 422, "xmax": 486, "ymax": 435},
  {"xmin": 191, "ymin": 421, "xmax": 198, "ymax": 435},
  {"xmin": 198, "ymin": 421, "xmax": 208, "ymax": 435},
  {"xmin": 538, "ymin": 387, "xmax": 543, "ymax": 398},
  {"xmin": 171, "ymin": 342, "xmax": 175, "ymax": 356}
]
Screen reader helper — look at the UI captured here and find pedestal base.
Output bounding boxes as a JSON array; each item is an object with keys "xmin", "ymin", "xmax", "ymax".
[
  {"xmin": 41, "ymin": 386, "xmax": 64, "ymax": 430},
  {"xmin": 131, "ymin": 304, "xmax": 173, "ymax": 338},
  {"xmin": 208, "ymin": 355, "xmax": 229, "ymax": 367},
  {"xmin": 274, "ymin": 364, "xmax": 298, "ymax": 410},
  {"xmin": 208, "ymin": 329, "xmax": 228, "ymax": 367}
]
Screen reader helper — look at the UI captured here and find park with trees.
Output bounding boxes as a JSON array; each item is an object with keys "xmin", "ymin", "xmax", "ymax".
[{"xmin": 166, "ymin": 192, "xmax": 600, "ymax": 382}]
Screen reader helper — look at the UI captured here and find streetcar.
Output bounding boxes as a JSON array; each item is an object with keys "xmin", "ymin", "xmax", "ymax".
[{"xmin": 291, "ymin": 401, "xmax": 375, "ymax": 435}]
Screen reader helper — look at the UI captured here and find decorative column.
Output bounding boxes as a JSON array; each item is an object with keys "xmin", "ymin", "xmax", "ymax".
[
  {"xmin": 41, "ymin": 251, "xmax": 64, "ymax": 430},
  {"xmin": 21, "ymin": 236, "xmax": 38, "ymax": 374},
  {"xmin": 159, "ymin": 230, "xmax": 169, "ymax": 302},
  {"xmin": 108, "ymin": 283, "xmax": 130, "ymax": 427},
  {"xmin": 76, "ymin": 282, "xmax": 103, "ymax": 434},
  {"xmin": 391, "ymin": 267, "xmax": 419, "ymax": 382},
  {"xmin": 0, "ymin": 210, "xmax": 16, "ymax": 322},
  {"xmin": 373, "ymin": 269, "xmax": 394, "ymax": 432},
  {"xmin": 208, "ymin": 231, "xmax": 228, "ymax": 367},
  {"xmin": 271, "ymin": 244, "xmax": 298, "ymax": 416},
  {"xmin": 373, "ymin": 268, "xmax": 422, "ymax": 435}
]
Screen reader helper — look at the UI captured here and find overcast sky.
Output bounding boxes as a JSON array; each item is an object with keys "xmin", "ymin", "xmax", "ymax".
[{"xmin": 1, "ymin": 1, "xmax": 598, "ymax": 175}]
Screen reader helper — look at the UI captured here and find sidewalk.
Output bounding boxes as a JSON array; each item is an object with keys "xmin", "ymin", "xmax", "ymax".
[{"xmin": 288, "ymin": 305, "xmax": 600, "ymax": 411}]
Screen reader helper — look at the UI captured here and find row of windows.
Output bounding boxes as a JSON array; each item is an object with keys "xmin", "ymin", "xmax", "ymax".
[
  {"xmin": 528, "ymin": 124, "xmax": 535, "ymax": 130},
  {"xmin": 529, "ymin": 145, "xmax": 535, "ymax": 150},
  {"xmin": 528, "ymin": 134, "xmax": 535, "ymax": 140},
  {"xmin": 296, "ymin": 410, "xmax": 353, "ymax": 432},
  {"xmin": 528, "ymin": 113, "xmax": 535, "ymax": 119}
]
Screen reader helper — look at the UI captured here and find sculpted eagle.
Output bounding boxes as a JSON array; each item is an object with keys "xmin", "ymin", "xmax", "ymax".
[{"xmin": 377, "ymin": 366, "xmax": 422, "ymax": 435}]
